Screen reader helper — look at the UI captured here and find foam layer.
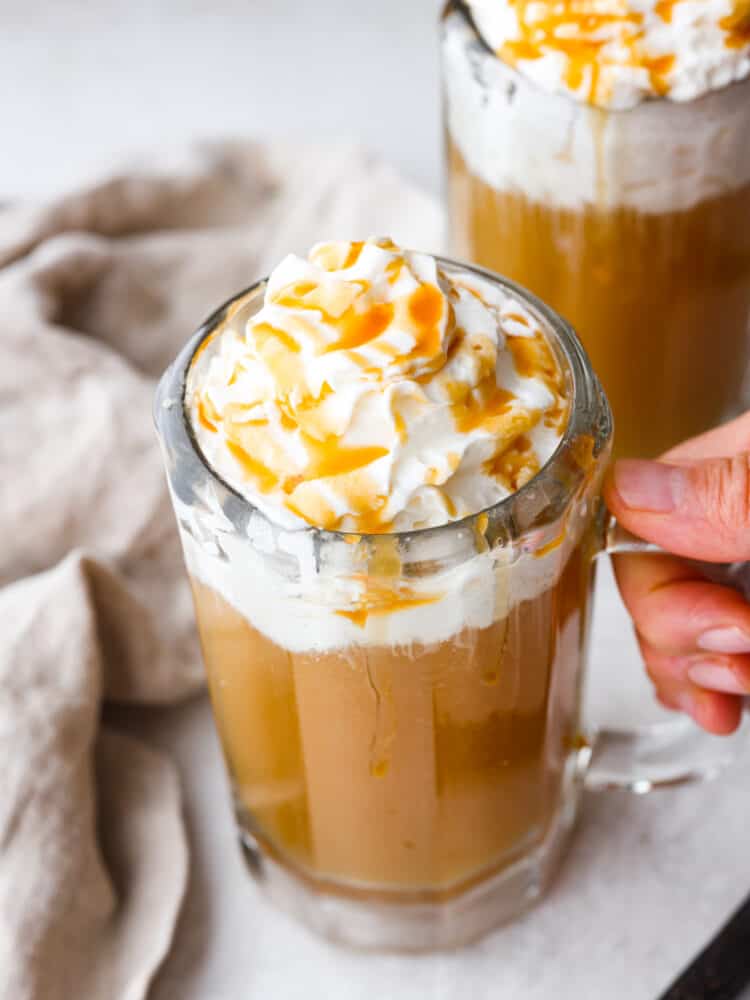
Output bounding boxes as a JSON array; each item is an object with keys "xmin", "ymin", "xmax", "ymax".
[
  {"xmin": 188, "ymin": 239, "xmax": 568, "ymax": 533},
  {"xmin": 467, "ymin": 0, "xmax": 750, "ymax": 110},
  {"xmin": 443, "ymin": 7, "xmax": 750, "ymax": 212},
  {"xmin": 177, "ymin": 489, "xmax": 584, "ymax": 653}
]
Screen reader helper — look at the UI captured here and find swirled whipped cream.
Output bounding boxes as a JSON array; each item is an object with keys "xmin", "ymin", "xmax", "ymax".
[
  {"xmin": 188, "ymin": 238, "xmax": 568, "ymax": 534},
  {"xmin": 467, "ymin": 0, "xmax": 750, "ymax": 109}
]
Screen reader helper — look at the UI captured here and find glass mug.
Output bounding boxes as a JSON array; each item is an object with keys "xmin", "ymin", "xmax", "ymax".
[
  {"xmin": 154, "ymin": 259, "xmax": 743, "ymax": 951},
  {"xmin": 442, "ymin": 1, "xmax": 750, "ymax": 460}
]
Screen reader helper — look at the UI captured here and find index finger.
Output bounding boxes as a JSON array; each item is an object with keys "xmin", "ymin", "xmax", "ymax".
[{"xmin": 615, "ymin": 550, "xmax": 750, "ymax": 654}]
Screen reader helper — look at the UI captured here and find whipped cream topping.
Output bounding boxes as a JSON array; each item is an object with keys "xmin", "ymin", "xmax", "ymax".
[
  {"xmin": 443, "ymin": 6, "xmax": 750, "ymax": 212},
  {"xmin": 188, "ymin": 238, "xmax": 568, "ymax": 534},
  {"xmin": 467, "ymin": 0, "xmax": 750, "ymax": 109}
]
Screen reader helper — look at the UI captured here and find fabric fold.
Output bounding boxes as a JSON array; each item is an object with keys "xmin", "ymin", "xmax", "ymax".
[{"xmin": 0, "ymin": 140, "xmax": 442, "ymax": 999}]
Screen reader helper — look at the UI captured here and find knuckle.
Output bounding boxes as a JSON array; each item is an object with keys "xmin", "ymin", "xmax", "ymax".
[{"xmin": 691, "ymin": 453, "xmax": 750, "ymax": 533}]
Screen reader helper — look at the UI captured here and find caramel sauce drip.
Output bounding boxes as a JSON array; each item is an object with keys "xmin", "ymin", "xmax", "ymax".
[
  {"xmin": 302, "ymin": 441, "xmax": 389, "ymax": 480},
  {"xmin": 534, "ymin": 528, "xmax": 567, "ymax": 558},
  {"xmin": 192, "ymin": 327, "xmax": 222, "ymax": 367},
  {"xmin": 721, "ymin": 1, "xmax": 750, "ymax": 48},
  {"xmin": 309, "ymin": 240, "xmax": 365, "ymax": 271},
  {"xmin": 347, "ymin": 503, "xmax": 394, "ymax": 535},
  {"xmin": 506, "ymin": 332, "xmax": 568, "ymax": 434},
  {"xmin": 225, "ymin": 440, "xmax": 279, "ymax": 494},
  {"xmin": 257, "ymin": 273, "xmax": 446, "ymax": 530},
  {"xmin": 441, "ymin": 491, "xmax": 458, "ymax": 518},
  {"xmin": 474, "ymin": 512, "xmax": 490, "ymax": 554},
  {"xmin": 452, "ymin": 384, "xmax": 516, "ymax": 433},
  {"xmin": 654, "ymin": 0, "xmax": 679, "ymax": 22},
  {"xmin": 284, "ymin": 495, "xmax": 340, "ymax": 530},
  {"xmin": 270, "ymin": 274, "xmax": 444, "ymax": 374},
  {"xmin": 642, "ymin": 53, "xmax": 676, "ymax": 95},
  {"xmin": 197, "ymin": 396, "xmax": 219, "ymax": 433},
  {"xmin": 321, "ymin": 303, "xmax": 395, "ymax": 353},
  {"xmin": 569, "ymin": 433, "xmax": 596, "ymax": 473},
  {"xmin": 336, "ymin": 586, "xmax": 442, "ymax": 627},
  {"xmin": 485, "ymin": 434, "xmax": 541, "ymax": 493},
  {"xmin": 336, "ymin": 534, "xmax": 442, "ymax": 625},
  {"xmin": 390, "ymin": 395, "xmax": 407, "ymax": 442},
  {"xmin": 252, "ymin": 321, "xmax": 301, "ymax": 355},
  {"xmin": 499, "ymin": 0, "xmax": 688, "ymax": 105},
  {"xmin": 409, "ymin": 283, "xmax": 444, "ymax": 329},
  {"xmin": 400, "ymin": 285, "xmax": 446, "ymax": 375},
  {"xmin": 335, "ymin": 535, "xmax": 442, "ymax": 626}
]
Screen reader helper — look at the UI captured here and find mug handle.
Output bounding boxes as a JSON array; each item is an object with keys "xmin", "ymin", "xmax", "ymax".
[{"xmin": 584, "ymin": 517, "xmax": 749, "ymax": 793}]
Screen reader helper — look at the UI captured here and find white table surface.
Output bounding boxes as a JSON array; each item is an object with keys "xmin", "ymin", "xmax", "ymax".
[{"xmin": 4, "ymin": 3, "xmax": 750, "ymax": 997}]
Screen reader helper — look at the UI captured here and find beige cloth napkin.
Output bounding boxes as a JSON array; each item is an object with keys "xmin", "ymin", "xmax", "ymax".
[{"xmin": 0, "ymin": 141, "xmax": 443, "ymax": 1000}]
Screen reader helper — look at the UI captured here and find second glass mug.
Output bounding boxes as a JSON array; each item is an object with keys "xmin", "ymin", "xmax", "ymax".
[
  {"xmin": 442, "ymin": 1, "xmax": 750, "ymax": 460},
  {"xmin": 155, "ymin": 259, "xmax": 744, "ymax": 951}
]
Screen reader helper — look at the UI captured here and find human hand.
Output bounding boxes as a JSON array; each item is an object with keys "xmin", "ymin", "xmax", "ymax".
[{"xmin": 605, "ymin": 412, "xmax": 750, "ymax": 734}]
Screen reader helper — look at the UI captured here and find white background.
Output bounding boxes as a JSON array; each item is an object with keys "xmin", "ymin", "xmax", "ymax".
[
  {"xmin": 3, "ymin": 3, "xmax": 750, "ymax": 998},
  {"xmin": 0, "ymin": 0, "xmax": 441, "ymax": 201}
]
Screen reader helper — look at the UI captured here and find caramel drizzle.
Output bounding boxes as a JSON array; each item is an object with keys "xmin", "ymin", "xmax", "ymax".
[
  {"xmin": 721, "ymin": 1, "xmax": 750, "ymax": 48},
  {"xmin": 498, "ymin": 0, "xmax": 697, "ymax": 105},
  {"xmin": 196, "ymin": 395, "xmax": 219, "ymax": 433},
  {"xmin": 193, "ymin": 240, "xmax": 569, "ymax": 533},
  {"xmin": 534, "ymin": 528, "xmax": 567, "ymax": 558},
  {"xmin": 654, "ymin": 0, "xmax": 679, "ymax": 22},
  {"xmin": 336, "ymin": 534, "xmax": 441, "ymax": 625},
  {"xmin": 198, "ymin": 250, "xmax": 450, "ymax": 529},
  {"xmin": 336, "ymin": 586, "xmax": 442, "ymax": 627},
  {"xmin": 485, "ymin": 434, "xmax": 541, "ymax": 493},
  {"xmin": 225, "ymin": 440, "xmax": 279, "ymax": 494}
]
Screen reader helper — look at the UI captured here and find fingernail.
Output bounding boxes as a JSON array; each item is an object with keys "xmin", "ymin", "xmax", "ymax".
[
  {"xmin": 688, "ymin": 661, "xmax": 749, "ymax": 695},
  {"xmin": 697, "ymin": 626, "xmax": 750, "ymax": 654},
  {"xmin": 613, "ymin": 460, "xmax": 682, "ymax": 513}
]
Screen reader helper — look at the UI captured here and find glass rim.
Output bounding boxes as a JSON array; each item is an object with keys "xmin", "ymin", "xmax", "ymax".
[
  {"xmin": 444, "ymin": 0, "xmax": 750, "ymax": 115},
  {"xmin": 154, "ymin": 254, "xmax": 611, "ymax": 545}
]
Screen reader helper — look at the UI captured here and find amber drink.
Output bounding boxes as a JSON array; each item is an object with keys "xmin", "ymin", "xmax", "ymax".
[
  {"xmin": 443, "ymin": 1, "xmax": 750, "ymax": 458},
  {"xmin": 188, "ymin": 538, "xmax": 592, "ymax": 893},
  {"xmin": 155, "ymin": 239, "xmax": 612, "ymax": 948}
]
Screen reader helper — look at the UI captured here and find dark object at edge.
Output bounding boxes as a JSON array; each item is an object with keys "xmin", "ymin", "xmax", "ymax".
[{"xmin": 658, "ymin": 893, "xmax": 750, "ymax": 1000}]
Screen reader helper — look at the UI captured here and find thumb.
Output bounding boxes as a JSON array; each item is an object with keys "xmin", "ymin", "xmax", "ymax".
[{"xmin": 605, "ymin": 455, "xmax": 750, "ymax": 563}]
